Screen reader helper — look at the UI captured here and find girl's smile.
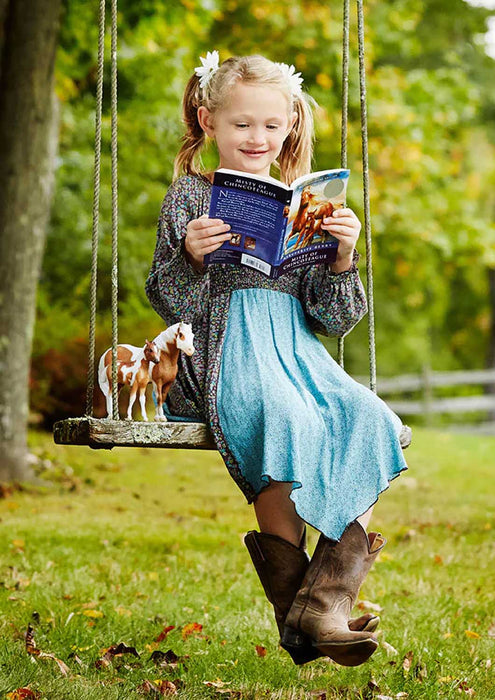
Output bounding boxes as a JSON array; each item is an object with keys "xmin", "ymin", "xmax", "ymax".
[{"xmin": 198, "ymin": 83, "xmax": 297, "ymax": 178}]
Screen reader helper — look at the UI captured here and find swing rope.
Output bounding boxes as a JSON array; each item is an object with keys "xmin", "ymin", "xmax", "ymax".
[
  {"xmin": 337, "ymin": 0, "xmax": 350, "ymax": 369},
  {"xmin": 357, "ymin": 0, "xmax": 377, "ymax": 394},
  {"xmin": 85, "ymin": 0, "xmax": 106, "ymax": 417},
  {"xmin": 338, "ymin": 0, "xmax": 377, "ymax": 394},
  {"xmin": 83, "ymin": 0, "xmax": 378, "ymax": 421},
  {"xmin": 85, "ymin": 0, "xmax": 119, "ymax": 419},
  {"xmin": 110, "ymin": 0, "xmax": 119, "ymax": 419}
]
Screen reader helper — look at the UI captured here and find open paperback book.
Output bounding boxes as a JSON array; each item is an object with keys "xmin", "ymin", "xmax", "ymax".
[{"xmin": 204, "ymin": 167, "xmax": 350, "ymax": 279}]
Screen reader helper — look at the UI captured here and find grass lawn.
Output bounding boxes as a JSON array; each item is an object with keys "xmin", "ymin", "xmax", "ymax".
[{"xmin": 0, "ymin": 427, "xmax": 494, "ymax": 699}]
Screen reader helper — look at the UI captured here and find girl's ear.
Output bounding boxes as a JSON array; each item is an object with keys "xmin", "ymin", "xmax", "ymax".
[
  {"xmin": 197, "ymin": 106, "xmax": 215, "ymax": 137},
  {"xmin": 286, "ymin": 111, "xmax": 298, "ymax": 138}
]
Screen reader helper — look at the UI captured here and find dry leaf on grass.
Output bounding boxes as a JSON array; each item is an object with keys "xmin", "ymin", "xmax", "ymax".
[
  {"xmin": 6, "ymin": 689, "xmax": 41, "ymax": 700},
  {"xmin": 155, "ymin": 625, "xmax": 175, "ymax": 643},
  {"xmin": 457, "ymin": 681, "xmax": 475, "ymax": 696},
  {"xmin": 255, "ymin": 645, "xmax": 267, "ymax": 657},
  {"xmin": 149, "ymin": 649, "xmax": 187, "ymax": 670},
  {"xmin": 181, "ymin": 622, "xmax": 203, "ymax": 639},
  {"xmin": 381, "ymin": 641, "xmax": 398, "ymax": 656},
  {"xmin": 465, "ymin": 630, "xmax": 480, "ymax": 639},
  {"xmin": 357, "ymin": 600, "xmax": 383, "ymax": 613},
  {"xmin": 402, "ymin": 650, "xmax": 413, "ymax": 673},
  {"xmin": 95, "ymin": 642, "xmax": 140, "ymax": 669},
  {"xmin": 24, "ymin": 625, "xmax": 70, "ymax": 677},
  {"xmin": 136, "ymin": 679, "xmax": 179, "ymax": 696}
]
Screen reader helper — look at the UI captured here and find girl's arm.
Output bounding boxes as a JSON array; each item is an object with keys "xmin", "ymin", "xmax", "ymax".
[
  {"xmin": 298, "ymin": 207, "xmax": 367, "ymax": 337},
  {"xmin": 145, "ymin": 177, "xmax": 210, "ymax": 325},
  {"xmin": 298, "ymin": 249, "xmax": 368, "ymax": 337}
]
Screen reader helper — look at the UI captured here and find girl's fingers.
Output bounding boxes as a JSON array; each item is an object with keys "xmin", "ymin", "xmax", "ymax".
[
  {"xmin": 201, "ymin": 238, "xmax": 230, "ymax": 254},
  {"xmin": 322, "ymin": 224, "xmax": 357, "ymax": 235},
  {"xmin": 193, "ymin": 224, "xmax": 231, "ymax": 239},
  {"xmin": 190, "ymin": 217, "xmax": 226, "ymax": 230}
]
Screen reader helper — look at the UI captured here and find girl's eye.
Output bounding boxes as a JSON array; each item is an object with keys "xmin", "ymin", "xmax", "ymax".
[
  {"xmin": 236, "ymin": 123, "xmax": 249, "ymax": 128},
  {"xmin": 266, "ymin": 124, "xmax": 279, "ymax": 130}
]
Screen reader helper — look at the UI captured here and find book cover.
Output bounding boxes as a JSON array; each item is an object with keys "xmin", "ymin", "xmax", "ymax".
[{"xmin": 204, "ymin": 168, "xmax": 349, "ymax": 278}]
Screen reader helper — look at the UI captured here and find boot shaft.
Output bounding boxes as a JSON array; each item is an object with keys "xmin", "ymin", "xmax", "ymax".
[{"xmin": 286, "ymin": 521, "xmax": 386, "ymax": 626}]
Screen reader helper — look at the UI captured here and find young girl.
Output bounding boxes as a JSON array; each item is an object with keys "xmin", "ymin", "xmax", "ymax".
[{"xmin": 146, "ymin": 52, "xmax": 409, "ymax": 668}]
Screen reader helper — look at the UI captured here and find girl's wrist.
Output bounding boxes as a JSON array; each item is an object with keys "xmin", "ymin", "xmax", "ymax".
[{"xmin": 330, "ymin": 250, "xmax": 354, "ymax": 274}]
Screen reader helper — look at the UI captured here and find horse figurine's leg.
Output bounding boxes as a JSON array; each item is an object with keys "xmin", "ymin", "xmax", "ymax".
[
  {"xmin": 138, "ymin": 386, "xmax": 148, "ymax": 422},
  {"xmin": 153, "ymin": 380, "xmax": 167, "ymax": 422},
  {"xmin": 127, "ymin": 382, "xmax": 138, "ymax": 420}
]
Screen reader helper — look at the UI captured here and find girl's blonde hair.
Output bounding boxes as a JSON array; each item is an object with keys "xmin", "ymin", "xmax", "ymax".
[{"xmin": 173, "ymin": 55, "xmax": 315, "ymax": 185}]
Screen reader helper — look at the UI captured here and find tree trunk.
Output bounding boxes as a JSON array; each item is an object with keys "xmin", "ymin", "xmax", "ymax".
[{"xmin": 0, "ymin": 0, "xmax": 62, "ymax": 481}]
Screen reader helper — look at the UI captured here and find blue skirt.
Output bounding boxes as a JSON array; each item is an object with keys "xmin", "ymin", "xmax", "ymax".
[{"xmin": 217, "ymin": 288, "xmax": 407, "ymax": 541}]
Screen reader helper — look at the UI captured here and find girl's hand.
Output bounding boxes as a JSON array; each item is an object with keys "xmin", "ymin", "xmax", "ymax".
[
  {"xmin": 185, "ymin": 215, "xmax": 231, "ymax": 272},
  {"xmin": 321, "ymin": 207, "xmax": 361, "ymax": 273}
]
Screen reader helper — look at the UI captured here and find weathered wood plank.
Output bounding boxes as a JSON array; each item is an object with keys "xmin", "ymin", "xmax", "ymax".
[
  {"xmin": 355, "ymin": 369, "xmax": 495, "ymax": 393},
  {"xmin": 388, "ymin": 395, "xmax": 495, "ymax": 415},
  {"xmin": 53, "ymin": 418, "xmax": 216, "ymax": 450}
]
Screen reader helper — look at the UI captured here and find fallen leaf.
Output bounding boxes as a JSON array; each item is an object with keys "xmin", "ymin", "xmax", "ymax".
[
  {"xmin": 465, "ymin": 630, "xmax": 480, "ymax": 639},
  {"xmin": 357, "ymin": 600, "xmax": 383, "ymax": 613},
  {"xmin": 368, "ymin": 680, "xmax": 380, "ymax": 693},
  {"xmin": 82, "ymin": 609, "xmax": 104, "ymax": 618},
  {"xmin": 149, "ymin": 649, "xmax": 181, "ymax": 667},
  {"xmin": 6, "ymin": 689, "xmax": 41, "ymax": 699},
  {"xmin": 402, "ymin": 650, "xmax": 413, "ymax": 673},
  {"xmin": 182, "ymin": 622, "xmax": 203, "ymax": 639},
  {"xmin": 96, "ymin": 642, "xmax": 140, "ymax": 669},
  {"xmin": 255, "ymin": 645, "xmax": 266, "ymax": 657},
  {"xmin": 443, "ymin": 632, "xmax": 454, "ymax": 639},
  {"xmin": 382, "ymin": 641, "xmax": 398, "ymax": 656},
  {"xmin": 114, "ymin": 606, "xmax": 132, "ymax": 617},
  {"xmin": 204, "ymin": 679, "xmax": 230, "ymax": 688},
  {"xmin": 434, "ymin": 555, "xmax": 443, "ymax": 565},
  {"xmin": 155, "ymin": 624, "xmax": 175, "ymax": 643},
  {"xmin": 457, "ymin": 680, "xmax": 475, "ymax": 696},
  {"xmin": 439, "ymin": 676, "xmax": 455, "ymax": 683},
  {"xmin": 12, "ymin": 539, "xmax": 25, "ymax": 549}
]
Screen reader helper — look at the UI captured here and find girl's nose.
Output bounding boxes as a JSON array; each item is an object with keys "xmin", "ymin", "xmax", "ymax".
[{"xmin": 247, "ymin": 128, "xmax": 266, "ymax": 145}]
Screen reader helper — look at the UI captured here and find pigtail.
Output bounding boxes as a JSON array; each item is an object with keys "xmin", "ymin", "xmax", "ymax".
[
  {"xmin": 173, "ymin": 74, "xmax": 206, "ymax": 181},
  {"xmin": 278, "ymin": 94, "xmax": 315, "ymax": 185}
]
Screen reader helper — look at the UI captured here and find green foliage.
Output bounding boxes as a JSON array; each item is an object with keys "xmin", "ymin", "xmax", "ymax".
[
  {"xmin": 0, "ymin": 428, "xmax": 494, "ymax": 698},
  {"xmin": 36, "ymin": 0, "xmax": 495, "ymax": 420}
]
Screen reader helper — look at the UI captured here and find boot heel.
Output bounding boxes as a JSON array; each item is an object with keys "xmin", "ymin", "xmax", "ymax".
[{"xmin": 281, "ymin": 626, "xmax": 322, "ymax": 665}]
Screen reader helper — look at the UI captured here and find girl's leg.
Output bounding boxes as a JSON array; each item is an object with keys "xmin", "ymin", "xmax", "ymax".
[
  {"xmin": 253, "ymin": 481, "xmax": 305, "ymax": 547},
  {"xmin": 357, "ymin": 506, "xmax": 374, "ymax": 531}
]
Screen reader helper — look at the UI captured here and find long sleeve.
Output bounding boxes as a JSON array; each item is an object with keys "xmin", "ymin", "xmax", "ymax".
[
  {"xmin": 145, "ymin": 176, "xmax": 210, "ymax": 326},
  {"xmin": 299, "ymin": 250, "xmax": 368, "ymax": 337}
]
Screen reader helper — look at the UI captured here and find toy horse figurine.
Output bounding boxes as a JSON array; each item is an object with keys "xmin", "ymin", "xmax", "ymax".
[
  {"xmin": 98, "ymin": 322, "xmax": 195, "ymax": 421},
  {"xmin": 151, "ymin": 322, "xmax": 195, "ymax": 422}
]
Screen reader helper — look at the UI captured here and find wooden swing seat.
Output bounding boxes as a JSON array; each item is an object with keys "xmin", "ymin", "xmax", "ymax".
[
  {"xmin": 54, "ymin": 417, "xmax": 412, "ymax": 451},
  {"xmin": 53, "ymin": 417, "xmax": 215, "ymax": 450}
]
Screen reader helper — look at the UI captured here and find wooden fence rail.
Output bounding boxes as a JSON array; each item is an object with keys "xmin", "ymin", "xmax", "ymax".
[{"xmin": 355, "ymin": 367, "xmax": 495, "ymax": 426}]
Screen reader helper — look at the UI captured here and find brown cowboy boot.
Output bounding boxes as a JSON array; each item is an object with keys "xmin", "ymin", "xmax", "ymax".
[
  {"xmin": 281, "ymin": 520, "xmax": 386, "ymax": 667},
  {"xmin": 244, "ymin": 529, "xmax": 380, "ymax": 665}
]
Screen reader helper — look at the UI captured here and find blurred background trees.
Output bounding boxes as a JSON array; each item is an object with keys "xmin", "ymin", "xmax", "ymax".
[{"xmin": 28, "ymin": 0, "xmax": 495, "ymax": 426}]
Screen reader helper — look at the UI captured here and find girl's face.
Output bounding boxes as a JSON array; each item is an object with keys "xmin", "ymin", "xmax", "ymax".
[{"xmin": 198, "ymin": 82, "xmax": 297, "ymax": 178}]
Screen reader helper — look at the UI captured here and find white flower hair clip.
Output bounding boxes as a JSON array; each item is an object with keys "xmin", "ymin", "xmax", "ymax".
[
  {"xmin": 276, "ymin": 62, "xmax": 304, "ymax": 97},
  {"xmin": 194, "ymin": 50, "xmax": 220, "ymax": 90}
]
